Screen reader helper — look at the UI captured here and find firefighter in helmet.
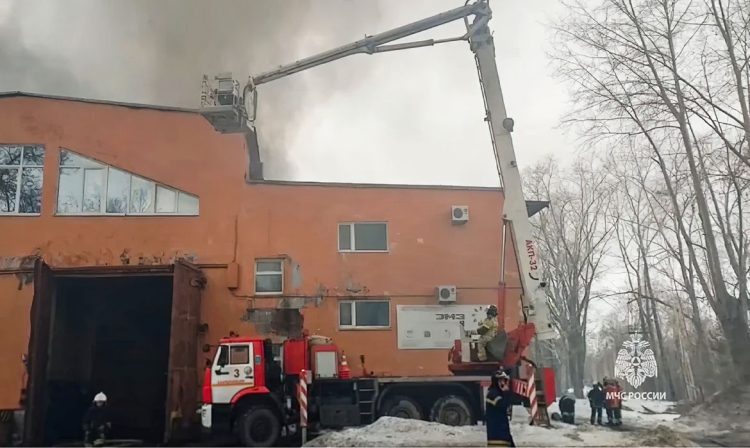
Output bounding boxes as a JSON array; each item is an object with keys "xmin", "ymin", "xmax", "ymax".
[
  {"xmin": 486, "ymin": 370, "xmax": 515, "ymax": 446},
  {"xmin": 477, "ymin": 305, "xmax": 499, "ymax": 361},
  {"xmin": 82, "ymin": 392, "xmax": 111, "ymax": 447}
]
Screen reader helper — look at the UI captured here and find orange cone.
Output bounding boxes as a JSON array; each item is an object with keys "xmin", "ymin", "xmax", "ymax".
[{"xmin": 339, "ymin": 352, "xmax": 352, "ymax": 379}]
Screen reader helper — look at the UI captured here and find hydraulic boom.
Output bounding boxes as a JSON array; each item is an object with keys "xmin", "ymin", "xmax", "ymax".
[{"xmin": 201, "ymin": 0, "xmax": 555, "ymax": 341}]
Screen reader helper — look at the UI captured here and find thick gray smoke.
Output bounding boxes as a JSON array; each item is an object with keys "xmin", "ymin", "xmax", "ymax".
[{"xmin": 0, "ymin": 0, "xmax": 382, "ymax": 179}]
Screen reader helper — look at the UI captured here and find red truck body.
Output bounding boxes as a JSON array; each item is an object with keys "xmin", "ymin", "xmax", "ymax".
[{"xmin": 199, "ymin": 334, "xmax": 555, "ymax": 447}]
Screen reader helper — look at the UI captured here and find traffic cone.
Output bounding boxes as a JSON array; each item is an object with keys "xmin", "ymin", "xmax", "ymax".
[{"xmin": 339, "ymin": 352, "xmax": 352, "ymax": 379}]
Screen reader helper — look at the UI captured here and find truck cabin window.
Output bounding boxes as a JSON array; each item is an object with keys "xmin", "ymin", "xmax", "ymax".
[
  {"xmin": 230, "ymin": 345, "xmax": 250, "ymax": 365},
  {"xmin": 216, "ymin": 345, "xmax": 229, "ymax": 367}
]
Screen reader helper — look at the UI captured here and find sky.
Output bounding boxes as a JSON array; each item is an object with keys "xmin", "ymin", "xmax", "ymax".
[{"xmin": 0, "ymin": 0, "xmax": 576, "ymax": 186}]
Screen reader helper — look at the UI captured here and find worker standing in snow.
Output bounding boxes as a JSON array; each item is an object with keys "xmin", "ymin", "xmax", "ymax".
[
  {"xmin": 486, "ymin": 370, "xmax": 515, "ymax": 447},
  {"xmin": 82, "ymin": 392, "xmax": 111, "ymax": 447},
  {"xmin": 476, "ymin": 305, "xmax": 499, "ymax": 361},
  {"xmin": 604, "ymin": 379, "xmax": 621, "ymax": 426},
  {"xmin": 587, "ymin": 383, "xmax": 605, "ymax": 425},
  {"xmin": 613, "ymin": 380, "xmax": 623, "ymax": 426}
]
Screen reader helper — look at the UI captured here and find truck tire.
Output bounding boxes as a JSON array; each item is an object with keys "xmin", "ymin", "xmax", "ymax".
[
  {"xmin": 381, "ymin": 395, "xmax": 423, "ymax": 420},
  {"xmin": 236, "ymin": 406, "xmax": 281, "ymax": 447},
  {"xmin": 430, "ymin": 395, "xmax": 472, "ymax": 426}
]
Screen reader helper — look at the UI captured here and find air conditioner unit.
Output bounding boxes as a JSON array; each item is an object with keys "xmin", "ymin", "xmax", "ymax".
[
  {"xmin": 436, "ymin": 285, "xmax": 457, "ymax": 303},
  {"xmin": 451, "ymin": 206, "xmax": 469, "ymax": 224}
]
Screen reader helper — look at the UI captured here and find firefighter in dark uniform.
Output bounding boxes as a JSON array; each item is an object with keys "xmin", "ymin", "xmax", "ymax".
[
  {"xmin": 486, "ymin": 370, "xmax": 515, "ymax": 447},
  {"xmin": 82, "ymin": 392, "xmax": 111, "ymax": 447}
]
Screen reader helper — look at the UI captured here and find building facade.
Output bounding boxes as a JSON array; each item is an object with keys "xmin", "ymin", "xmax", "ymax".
[{"xmin": 0, "ymin": 93, "xmax": 523, "ymax": 413}]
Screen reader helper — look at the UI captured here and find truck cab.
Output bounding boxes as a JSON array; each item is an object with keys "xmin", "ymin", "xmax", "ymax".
[{"xmin": 201, "ymin": 337, "xmax": 286, "ymax": 446}]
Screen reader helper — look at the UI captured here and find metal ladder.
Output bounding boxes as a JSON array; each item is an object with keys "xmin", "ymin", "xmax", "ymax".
[{"xmin": 354, "ymin": 379, "xmax": 379, "ymax": 425}]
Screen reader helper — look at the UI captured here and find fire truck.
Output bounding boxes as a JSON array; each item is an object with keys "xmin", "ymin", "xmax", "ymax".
[
  {"xmin": 199, "ymin": 0, "xmax": 558, "ymax": 445},
  {"xmin": 200, "ymin": 332, "xmax": 555, "ymax": 446}
]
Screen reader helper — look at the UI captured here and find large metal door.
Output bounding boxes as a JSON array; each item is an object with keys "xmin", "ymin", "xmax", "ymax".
[
  {"xmin": 24, "ymin": 260, "xmax": 56, "ymax": 446},
  {"xmin": 164, "ymin": 260, "xmax": 205, "ymax": 443}
]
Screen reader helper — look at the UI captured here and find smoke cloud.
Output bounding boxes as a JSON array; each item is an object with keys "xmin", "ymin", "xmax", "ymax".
[
  {"xmin": 0, "ymin": 0, "xmax": 382, "ymax": 179},
  {"xmin": 1, "ymin": 0, "xmax": 567, "ymax": 186}
]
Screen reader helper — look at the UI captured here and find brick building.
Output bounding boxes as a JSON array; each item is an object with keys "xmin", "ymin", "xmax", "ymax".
[{"xmin": 0, "ymin": 92, "xmax": 523, "ymax": 440}]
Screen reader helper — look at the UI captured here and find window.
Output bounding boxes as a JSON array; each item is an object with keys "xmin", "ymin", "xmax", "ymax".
[
  {"xmin": 339, "ymin": 300, "xmax": 390, "ymax": 329},
  {"xmin": 338, "ymin": 222, "xmax": 388, "ymax": 252},
  {"xmin": 56, "ymin": 149, "xmax": 199, "ymax": 216},
  {"xmin": 0, "ymin": 145, "xmax": 44, "ymax": 214},
  {"xmin": 216, "ymin": 345, "xmax": 229, "ymax": 366},
  {"xmin": 255, "ymin": 260, "xmax": 283, "ymax": 295},
  {"xmin": 230, "ymin": 345, "xmax": 250, "ymax": 365}
]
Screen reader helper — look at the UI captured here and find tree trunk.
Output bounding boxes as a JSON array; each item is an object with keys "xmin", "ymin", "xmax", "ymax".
[
  {"xmin": 718, "ymin": 299, "xmax": 750, "ymax": 380},
  {"xmin": 567, "ymin": 328, "xmax": 586, "ymax": 398}
]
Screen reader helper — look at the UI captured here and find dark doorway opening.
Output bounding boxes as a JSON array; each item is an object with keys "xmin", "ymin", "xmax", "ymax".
[{"xmin": 43, "ymin": 275, "xmax": 173, "ymax": 446}]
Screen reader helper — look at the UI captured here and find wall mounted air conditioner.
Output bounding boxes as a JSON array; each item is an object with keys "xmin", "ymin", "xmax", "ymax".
[
  {"xmin": 451, "ymin": 206, "xmax": 469, "ymax": 224},
  {"xmin": 436, "ymin": 285, "xmax": 457, "ymax": 303}
]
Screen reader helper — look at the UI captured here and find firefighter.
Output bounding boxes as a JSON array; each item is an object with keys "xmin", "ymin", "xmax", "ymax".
[
  {"xmin": 477, "ymin": 305, "xmax": 499, "ymax": 361},
  {"xmin": 587, "ymin": 382, "xmax": 605, "ymax": 425},
  {"xmin": 613, "ymin": 380, "xmax": 623, "ymax": 426},
  {"xmin": 486, "ymin": 370, "xmax": 515, "ymax": 447},
  {"xmin": 82, "ymin": 392, "xmax": 111, "ymax": 447},
  {"xmin": 559, "ymin": 394, "xmax": 576, "ymax": 424},
  {"xmin": 604, "ymin": 379, "xmax": 621, "ymax": 426}
]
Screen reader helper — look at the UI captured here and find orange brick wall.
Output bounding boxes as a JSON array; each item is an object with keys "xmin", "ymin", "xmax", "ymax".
[{"xmin": 0, "ymin": 96, "xmax": 522, "ymax": 409}]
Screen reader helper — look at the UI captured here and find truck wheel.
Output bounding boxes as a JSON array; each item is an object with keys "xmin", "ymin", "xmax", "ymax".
[
  {"xmin": 381, "ymin": 395, "xmax": 423, "ymax": 420},
  {"xmin": 430, "ymin": 395, "xmax": 472, "ymax": 426},
  {"xmin": 236, "ymin": 406, "xmax": 281, "ymax": 447}
]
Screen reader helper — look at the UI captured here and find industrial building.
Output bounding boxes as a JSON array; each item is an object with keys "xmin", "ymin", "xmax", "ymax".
[{"xmin": 0, "ymin": 92, "xmax": 525, "ymax": 442}]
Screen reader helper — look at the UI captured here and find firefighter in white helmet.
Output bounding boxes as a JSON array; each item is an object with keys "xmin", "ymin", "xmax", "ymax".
[
  {"xmin": 477, "ymin": 305, "xmax": 499, "ymax": 361},
  {"xmin": 82, "ymin": 392, "xmax": 111, "ymax": 447}
]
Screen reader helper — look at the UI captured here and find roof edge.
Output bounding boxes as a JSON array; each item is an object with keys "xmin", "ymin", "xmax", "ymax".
[
  {"xmin": 248, "ymin": 178, "xmax": 502, "ymax": 192},
  {"xmin": 0, "ymin": 91, "xmax": 198, "ymax": 114}
]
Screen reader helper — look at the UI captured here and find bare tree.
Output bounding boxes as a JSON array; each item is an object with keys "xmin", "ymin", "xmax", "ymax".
[
  {"xmin": 525, "ymin": 157, "xmax": 613, "ymax": 397},
  {"xmin": 553, "ymin": 0, "xmax": 750, "ymax": 375}
]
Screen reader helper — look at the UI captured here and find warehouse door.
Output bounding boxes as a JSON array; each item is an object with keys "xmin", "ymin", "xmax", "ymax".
[
  {"xmin": 164, "ymin": 260, "xmax": 205, "ymax": 443},
  {"xmin": 24, "ymin": 260, "xmax": 56, "ymax": 446}
]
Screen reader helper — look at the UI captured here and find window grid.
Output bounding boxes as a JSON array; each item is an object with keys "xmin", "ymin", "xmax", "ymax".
[
  {"xmin": 255, "ymin": 259, "xmax": 284, "ymax": 295},
  {"xmin": 0, "ymin": 145, "xmax": 44, "ymax": 215},
  {"xmin": 339, "ymin": 299, "xmax": 390, "ymax": 329},
  {"xmin": 338, "ymin": 222, "xmax": 389, "ymax": 252},
  {"xmin": 56, "ymin": 149, "xmax": 199, "ymax": 216}
]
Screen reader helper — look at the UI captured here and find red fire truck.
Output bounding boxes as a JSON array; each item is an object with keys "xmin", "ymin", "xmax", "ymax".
[{"xmin": 200, "ymin": 332, "xmax": 555, "ymax": 447}]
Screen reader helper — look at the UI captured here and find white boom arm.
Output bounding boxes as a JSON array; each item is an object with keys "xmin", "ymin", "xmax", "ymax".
[{"xmin": 238, "ymin": 0, "xmax": 555, "ymax": 340}]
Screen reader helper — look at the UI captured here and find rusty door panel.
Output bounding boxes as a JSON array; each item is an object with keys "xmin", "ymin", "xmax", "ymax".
[
  {"xmin": 24, "ymin": 259, "xmax": 56, "ymax": 447},
  {"xmin": 164, "ymin": 260, "xmax": 205, "ymax": 443}
]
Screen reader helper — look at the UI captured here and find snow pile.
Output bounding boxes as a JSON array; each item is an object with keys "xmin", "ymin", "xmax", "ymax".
[
  {"xmin": 634, "ymin": 425, "xmax": 697, "ymax": 447},
  {"xmin": 305, "ymin": 400, "xmax": 690, "ymax": 447},
  {"xmin": 676, "ymin": 382, "xmax": 750, "ymax": 432},
  {"xmin": 304, "ymin": 417, "xmax": 485, "ymax": 447}
]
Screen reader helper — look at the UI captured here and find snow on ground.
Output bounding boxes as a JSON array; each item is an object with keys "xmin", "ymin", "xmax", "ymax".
[
  {"xmin": 305, "ymin": 399, "xmax": 692, "ymax": 447},
  {"xmin": 304, "ymin": 417, "xmax": 484, "ymax": 447},
  {"xmin": 670, "ymin": 382, "xmax": 750, "ymax": 446}
]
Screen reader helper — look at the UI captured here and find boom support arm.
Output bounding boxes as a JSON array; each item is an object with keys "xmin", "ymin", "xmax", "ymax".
[
  {"xmin": 247, "ymin": 1, "xmax": 489, "ymax": 88},
  {"xmin": 468, "ymin": 22, "xmax": 555, "ymax": 340},
  {"xmin": 223, "ymin": 0, "xmax": 554, "ymax": 341}
]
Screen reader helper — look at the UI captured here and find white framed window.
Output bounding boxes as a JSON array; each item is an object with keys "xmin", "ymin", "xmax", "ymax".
[
  {"xmin": 229, "ymin": 345, "xmax": 250, "ymax": 365},
  {"xmin": 0, "ymin": 145, "xmax": 44, "ymax": 214},
  {"xmin": 339, "ymin": 300, "xmax": 390, "ymax": 329},
  {"xmin": 255, "ymin": 259, "xmax": 284, "ymax": 295},
  {"xmin": 56, "ymin": 149, "xmax": 199, "ymax": 216},
  {"xmin": 338, "ymin": 222, "xmax": 388, "ymax": 252}
]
